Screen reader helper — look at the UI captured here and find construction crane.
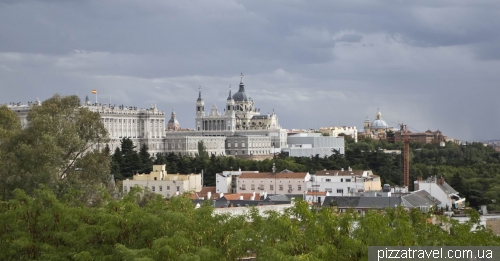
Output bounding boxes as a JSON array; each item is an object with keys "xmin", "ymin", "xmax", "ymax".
[{"xmin": 400, "ymin": 124, "xmax": 410, "ymax": 188}]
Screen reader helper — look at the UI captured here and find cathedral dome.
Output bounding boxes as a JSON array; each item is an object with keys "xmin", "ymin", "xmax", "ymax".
[
  {"xmin": 233, "ymin": 74, "xmax": 248, "ymax": 102},
  {"xmin": 167, "ymin": 110, "xmax": 181, "ymax": 130},
  {"xmin": 371, "ymin": 119, "xmax": 388, "ymax": 128},
  {"xmin": 232, "ymin": 91, "xmax": 248, "ymax": 102},
  {"xmin": 371, "ymin": 109, "xmax": 388, "ymax": 128}
]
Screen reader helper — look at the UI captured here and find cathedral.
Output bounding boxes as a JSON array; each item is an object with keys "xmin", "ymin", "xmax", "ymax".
[
  {"xmin": 360, "ymin": 109, "xmax": 394, "ymax": 140},
  {"xmin": 195, "ymin": 74, "xmax": 279, "ymax": 132}
]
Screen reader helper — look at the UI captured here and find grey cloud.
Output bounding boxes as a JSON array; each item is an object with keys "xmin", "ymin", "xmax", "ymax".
[
  {"xmin": 336, "ymin": 33, "xmax": 363, "ymax": 43},
  {"xmin": 1, "ymin": 0, "xmax": 500, "ymax": 140}
]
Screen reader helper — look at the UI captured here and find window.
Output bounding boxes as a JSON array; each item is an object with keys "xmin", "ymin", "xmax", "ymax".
[
  {"xmin": 258, "ymin": 184, "xmax": 264, "ymax": 190},
  {"xmin": 325, "ymin": 178, "xmax": 331, "ymax": 182},
  {"xmin": 242, "ymin": 143, "xmax": 246, "ymax": 147},
  {"xmin": 124, "ymin": 186, "xmax": 127, "ymax": 192},
  {"xmin": 228, "ymin": 143, "xmax": 231, "ymax": 148},
  {"xmin": 279, "ymin": 185, "xmax": 283, "ymax": 191},
  {"xmin": 325, "ymin": 188, "xmax": 333, "ymax": 192},
  {"xmin": 152, "ymin": 186, "xmax": 155, "ymax": 192},
  {"xmin": 167, "ymin": 186, "xmax": 170, "ymax": 190},
  {"xmin": 288, "ymin": 185, "xmax": 292, "ymax": 192},
  {"xmin": 159, "ymin": 186, "xmax": 163, "ymax": 192},
  {"xmin": 345, "ymin": 179, "xmax": 351, "ymax": 182},
  {"xmin": 341, "ymin": 178, "xmax": 343, "ymax": 182},
  {"xmin": 176, "ymin": 186, "xmax": 180, "ymax": 192},
  {"xmin": 337, "ymin": 189, "xmax": 344, "ymax": 194},
  {"xmin": 298, "ymin": 185, "xmax": 302, "ymax": 191},
  {"xmin": 241, "ymin": 184, "xmax": 246, "ymax": 190},
  {"xmin": 270, "ymin": 185, "xmax": 274, "ymax": 191},
  {"xmin": 251, "ymin": 184, "xmax": 255, "ymax": 190},
  {"xmin": 154, "ymin": 177, "xmax": 157, "ymax": 180}
]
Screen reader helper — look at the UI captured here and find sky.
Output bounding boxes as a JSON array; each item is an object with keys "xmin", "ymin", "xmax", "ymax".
[{"xmin": 1, "ymin": 0, "xmax": 499, "ymax": 141}]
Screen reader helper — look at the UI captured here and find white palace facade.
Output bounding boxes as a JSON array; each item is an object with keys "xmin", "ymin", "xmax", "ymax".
[{"xmin": 6, "ymin": 75, "xmax": 286, "ymax": 157}]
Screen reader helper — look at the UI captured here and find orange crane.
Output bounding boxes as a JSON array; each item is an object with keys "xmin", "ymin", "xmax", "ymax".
[{"xmin": 400, "ymin": 124, "xmax": 410, "ymax": 188}]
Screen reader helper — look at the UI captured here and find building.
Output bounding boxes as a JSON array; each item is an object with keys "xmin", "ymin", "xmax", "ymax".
[
  {"xmin": 122, "ymin": 165, "xmax": 202, "ymax": 198},
  {"xmin": 216, "ymin": 169, "xmax": 259, "ymax": 194},
  {"xmin": 236, "ymin": 171, "xmax": 311, "ymax": 195},
  {"xmin": 360, "ymin": 109, "xmax": 395, "ymax": 140},
  {"xmin": 414, "ymin": 176, "xmax": 465, "ymax": 209},
  {"xmin": 319, "ymin": 126, "xmax": 358, "ymax": 142},
  {"xmin": 392, "ymin": 129, "xmax": 447, "ymax": 144},
  {"xmin": 308, "ymin": 168, "xmax": 382, "ymax": 196},
  {"xmin": 6, "ymin": 74, "xmax": 288, "ymax": 157},
  {"xmin": 282, "ymin": 133, "xmax": 345, "ymax": 157},
  {"xmin": 163, "ymin": 74, "xmax": 287, "ymax": 157},
  {"xmin": 225, "ymin": 135, "xmax": 272, "ymax": 157}
]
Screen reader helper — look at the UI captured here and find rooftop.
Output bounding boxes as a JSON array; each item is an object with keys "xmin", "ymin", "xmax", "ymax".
[{"xmin": 239, "ymin": 172, "xmax": 309, "ymax": 179}]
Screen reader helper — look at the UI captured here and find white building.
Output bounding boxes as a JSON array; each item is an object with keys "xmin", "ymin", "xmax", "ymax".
[
  {"xmin": 123, "ymin": 165, "xmax": 202, "ymax": 198},
  {"xmin": 414, "ymin": 176, "xmax": 465, "ymax": 209},
  {"xmin": 319, "ymin": 126, "xmax": 358, "ymax": 142},
  {"xmin": 215, "ymin": 169, "xmax": 260, "ymax": 194},
  {"xmin": 236, "ymin": 171, "xmax": 311, "ymax": 195},
  {"xmin": 6, "ymin": 74, "xmax": 288, "ymax": 157},
  {"xmin": 308, "ymin": 168, "xmax": 382, "ymax": 196},
  {"xmin": 282, "ymin": 133, "xmax": 345, "ymax": 157}
]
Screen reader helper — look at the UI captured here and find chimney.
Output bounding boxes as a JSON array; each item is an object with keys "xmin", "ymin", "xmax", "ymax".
[
  {"xmin": 250, "ymin": 196, "xmax": 255, "ymax": 201},
  {"xmin": 207, "ymin": 191, "xmax": 212, "ymax": 200},
  {"xmin": 341, "ymin": 168, "xmax": 344, "ymax": 171},
  {"xmin": 220, "ymin": 192, "xmax": 224, "ymax": 198},
  {"xmin": 239, "ymin": 196, "xmax": 243, "ymax": 200}
]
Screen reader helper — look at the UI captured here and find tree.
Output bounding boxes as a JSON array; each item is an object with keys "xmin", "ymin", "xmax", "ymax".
[
  {"xmin": 0, "ymin": 95, "xmax": 110, "ymax": 200},
  {"xmin": 0, "ymin": 105, "xmax": 22, "ymax": 200},
  {"xmin": 139, "ymin": 143, "xmax": 153, "ymax": 173},
  {"xmin": 120, "ymin": 138, "xmax": 141, "ymax": 178}
]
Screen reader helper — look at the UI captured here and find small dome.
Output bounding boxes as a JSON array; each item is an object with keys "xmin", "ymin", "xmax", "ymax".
[
  {"xmin": 371, "ymin": 119, "xmax": 388, "ymax": 128},
  {"xmin": 168, "ymin": 118, "xmax": 179, "ymax": 124}
]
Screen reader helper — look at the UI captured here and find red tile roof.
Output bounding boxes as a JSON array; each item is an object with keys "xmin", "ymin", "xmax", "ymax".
[{"xmin": 222, "ymin": 193, "xmax": 259, "ymax": 200}]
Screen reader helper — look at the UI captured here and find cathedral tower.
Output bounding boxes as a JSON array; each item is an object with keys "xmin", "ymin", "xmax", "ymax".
[{"xmin": 195, "ymin": 87, "xmax": 205, "ymax": 131}]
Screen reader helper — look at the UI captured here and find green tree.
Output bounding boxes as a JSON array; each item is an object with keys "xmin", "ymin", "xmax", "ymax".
[
  {"xmin": 0, "ymin": 95, "xmax": 109, "ymax": 200},
  {"xmin": 139, "ymin": 143, "xmax": 153, "ymax": 173},
  {"xmin": 120, "ymin": 138, "xmax": 141, "ymax": 178}
]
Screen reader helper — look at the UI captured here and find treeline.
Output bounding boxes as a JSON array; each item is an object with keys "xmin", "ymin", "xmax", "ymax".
[
  {"xmin": 1, "ymin": 187, "xmax": 498, "ymax": 260},
  {"xmin": 111, "ymin": 137, "xmax": 500, "ymax": 210}
]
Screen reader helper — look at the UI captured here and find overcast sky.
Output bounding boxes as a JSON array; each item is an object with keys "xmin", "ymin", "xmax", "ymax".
[{"xmin": 1, "ymin": 0, "xmax": 499, "ymax": 141}]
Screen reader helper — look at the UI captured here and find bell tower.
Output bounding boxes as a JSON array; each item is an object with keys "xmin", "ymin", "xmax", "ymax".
[
  {"xmin": 225, "ymin": 85, "xmax": 236, "ymax": 131},
  {"xmin": 195, "ymin": 87, "xmax": 205, "ymax": 131}
]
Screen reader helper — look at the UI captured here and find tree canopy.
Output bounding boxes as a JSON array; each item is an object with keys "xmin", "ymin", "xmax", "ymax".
[
  {"xmin": 0, "ymin": 187, "xmax": 498, "ymax": 260},
  {"xmin": 0, "ymin": 95, "xmax": 110, "ymax": 201}
]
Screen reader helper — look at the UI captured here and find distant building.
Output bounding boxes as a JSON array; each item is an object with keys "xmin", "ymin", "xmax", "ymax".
[
  {"xmin": 236, "ymin": 171, "xmax": 311, "ymax": 195},
  {"xmin": 414, "ymin": 176, "xmax": 465, "ymax": 209},
  {"xmin": 225, "ymin": 135, "xmax": 273, "ymax": 157},
  {"xmin": 122, "ymin": 165, "xmax": 202, "ymax": 198},
  {"xmin": 215, "ymin": 169, "xmax": 259, "ymax": 194},
  {"xmin": 360, "ymin": 109, "xmax": 395, "ymax": 140},
  {"xmin": 282, "ymin": 133, "xmax": 345, "ymax": 157},
  {"xmin": 319, "ymin": 126, "xmax": 358, "ymax": 142},
  {"xmin": 393, "ymin": 129, "xmax": 447, "ymax": 144},
  {"xmin": 308, "ymin": 168, "xmax": 382, "ymax": 198},
  {"xmin": 322, "ymin": 189, "xmax": 439, "ymax": 213}
]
